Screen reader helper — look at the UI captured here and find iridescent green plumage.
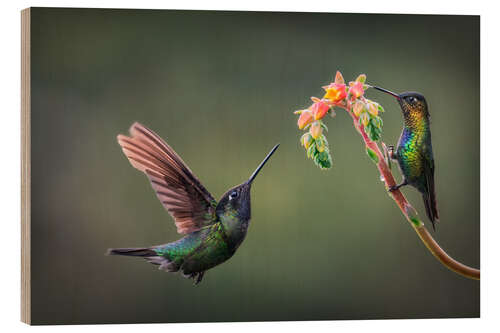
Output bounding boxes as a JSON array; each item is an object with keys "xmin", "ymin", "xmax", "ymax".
[
  {"xmin": 153, "ymin": 222, "xmax": 232, "ymax": 280},
  {"xmin": 374, "ymin": 88, "xmax": 439, "ymax": 229},
  {"xmin": 107, "ymin": 123, "xmax": 279, "ymax": 284}
]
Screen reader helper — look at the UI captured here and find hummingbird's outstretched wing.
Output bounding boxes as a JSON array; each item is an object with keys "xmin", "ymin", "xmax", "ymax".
[{"xmin": 117, "ymin": 122, "xmax": 217, "ymax": 234}]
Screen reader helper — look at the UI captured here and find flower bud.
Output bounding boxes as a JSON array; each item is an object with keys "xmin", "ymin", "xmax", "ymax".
[
  {"xmin": 298, "ymin": 110, "xmax": 313, "ymax": 129},
  {"xmin": 355, "ymin": 74, "xmax": 366, "ymax": 83},
  {"xmin": 311, "ymin": 101, "xmax": 329, "ymax": 120},
  {"xmin": 353, "ymin": 100, "xmax": 365, "ymax": 117},
  {"xmin": 301, "ymin": 133, "xmax": 313, "ymax": 149},
  {"xmin": 316, "ymin": 137, "xmax": 326, "ymax": 152},
  {"xmin": 310, "ymin": 121, "xmax": 323, "ymax": 139},
  {"xmin": 334, "ymin": 71, "xmax": 345, "ymax": 84},
  {"xmin": 360, "ymin": 112, "xmax": 370, "ymax": 127},
  {"xmin": 367, "ymin": 102, "xmax": 379, "ymax": 116}
]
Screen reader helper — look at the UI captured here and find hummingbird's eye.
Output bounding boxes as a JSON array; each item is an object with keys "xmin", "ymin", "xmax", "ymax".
[
  {"xmin": 229, "ymin": 191, "xmax": 238, "ymax": 200},
  {"xmin": 408, "ymin": 96, "xmax": 417, "ymax": 103}
]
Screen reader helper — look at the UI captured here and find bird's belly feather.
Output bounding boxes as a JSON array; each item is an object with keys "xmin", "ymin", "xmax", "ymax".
[
  {"xmin": 396, "ymin": 130, "xmax": 428, "ymax": 192},
  {"xmin": 156, "ymin": 224, "xmax": 233, "ymax": 274}
]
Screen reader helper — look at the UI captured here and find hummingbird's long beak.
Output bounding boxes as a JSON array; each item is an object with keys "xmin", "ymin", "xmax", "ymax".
[
  {"xmin": 247, "ymin": 144, "xmax": 280, "ymax": 184},
  {"xmin": 373, "ymin": 86, "xmax": 400, "ymax": 100}
]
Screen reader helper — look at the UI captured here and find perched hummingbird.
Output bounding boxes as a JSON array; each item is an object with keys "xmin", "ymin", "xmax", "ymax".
[
  {"xmin": 108, "ymin": 122, "xmax": 279, "ymax": 284},
  {"xmin": 373, "ymin": 87, "xmax": 439, "ymax": 230}
]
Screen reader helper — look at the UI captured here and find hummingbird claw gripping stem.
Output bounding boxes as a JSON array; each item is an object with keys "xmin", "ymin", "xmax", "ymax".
[
  {"xmin": 387, "ymin": 145, "xmax": 396, "ymax": 160},
  {"xmin": 388, "ymin": 180, "xmax": 408, "ymax": 192},
  {"xmin": 381, "ymin": 142, "xmax": 394, "ymax": 170}
]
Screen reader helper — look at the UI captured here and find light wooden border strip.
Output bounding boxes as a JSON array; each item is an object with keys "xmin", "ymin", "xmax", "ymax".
[{"xmin": 21, "ymin": 7, "xmax": 31, "ymax": 325}]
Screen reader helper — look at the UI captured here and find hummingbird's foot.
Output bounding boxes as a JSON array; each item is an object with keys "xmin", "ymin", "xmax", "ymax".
[
  {"xmin": 381, "ymin": 142, "xmax": 394, "ymax": 170},
  {"xmin": 388, "ymin": 180, "xmax": 408, "ymax": 192},
  {"xmin": 387, "ymin": 145, "xmax": 396, "ymax": 160},
  {"xmin": 193, "ymin": 271, "xmax": 205, "ymax": 285}
]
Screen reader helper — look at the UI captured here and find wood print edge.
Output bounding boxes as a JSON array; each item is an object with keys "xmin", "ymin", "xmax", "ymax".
[{"xmin": 21, "ymin": 7, "xmax": 31, "ymax": 325}]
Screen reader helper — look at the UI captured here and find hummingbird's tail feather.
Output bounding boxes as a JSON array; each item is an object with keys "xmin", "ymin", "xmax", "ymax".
[
  {"xmin": 106, "ymin": 247, "xmax": 157, "ymax": 257},
  {"xmin": 430, "ymin": 186, "xmax": 439, "ymax": 224},
  {"xmin": 422, "ymin": 192, "xmax": 439, "ymax": 231},
  {"xmin": 107, "ymin": 247, "xmax": 181, "ymax": 272},
  {"xmin": 422, "ymin": 161, "xmax": 439, "ymax": 230}
]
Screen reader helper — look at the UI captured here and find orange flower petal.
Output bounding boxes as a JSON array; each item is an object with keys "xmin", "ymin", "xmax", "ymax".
[
  {"xmin": 311, "ymin": 101, "xmax": 329, "ymax": 120},
  {"xmin": 298, "ymin": 110, "xmax": 314, "ymax": 129},
  {"xmin": 323, "ymin": 83, "xmax": 347, "ymax": 103}
]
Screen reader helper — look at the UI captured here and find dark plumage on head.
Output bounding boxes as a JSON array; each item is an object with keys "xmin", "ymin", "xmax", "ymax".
[
  {"xmin": 373, "ymin": 87, "xmax": 429, "ymax": 118},
  {"xmin": 397, "ymin": 92, "xmax": 429, "ymax": 116},
  {"xmin": 216, "ymin": 183, "xmax": 252, "ymax": 222}
]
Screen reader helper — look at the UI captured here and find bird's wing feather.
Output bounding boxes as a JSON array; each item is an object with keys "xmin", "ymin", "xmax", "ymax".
[
  {"xmin": 421, "ymin": 145, "xmax": 439, "ymax": 224},
  {"xmin": 117, "ymin": 122, "xmax": 217, "ymax": 234}
]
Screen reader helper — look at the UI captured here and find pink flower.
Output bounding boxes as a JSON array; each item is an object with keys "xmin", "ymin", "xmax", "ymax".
[
  {"xmin": 349, "ymin": 81, "xmax": 364, "ymax": 99},
  {"xmin": 297, "ymin": 110, "xmax": 314, "ymax": 129},
  {"xmin": 323, "ymin": 83, "xmax": 347, "ymax": 103},
  {"xmin": 310, "ymin": 100, "xmax": 330, "ymax": 120}
]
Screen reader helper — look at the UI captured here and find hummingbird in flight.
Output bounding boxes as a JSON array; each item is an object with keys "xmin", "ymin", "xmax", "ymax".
[
  {"xmin": 373, "ymin": 87, "xmax": 439, "ymax": 230},
  {"xmin": 108, "ymin": 122, "xmax": 279, "ymax": 284}
]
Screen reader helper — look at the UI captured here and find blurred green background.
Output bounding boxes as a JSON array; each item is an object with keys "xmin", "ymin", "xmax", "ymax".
[{"xmin": 30, "ymin": 8, "xmax": 479, "ymax": 324}]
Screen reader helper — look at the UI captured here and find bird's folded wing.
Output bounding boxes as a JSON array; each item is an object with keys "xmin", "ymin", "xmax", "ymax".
[
  {"xmin": 423, "ymin": 151, "xmax": 439, "ymax": 221},
  {"xmin": 117, "ymin": 122, "xmax": 217, "ymax": 234}
]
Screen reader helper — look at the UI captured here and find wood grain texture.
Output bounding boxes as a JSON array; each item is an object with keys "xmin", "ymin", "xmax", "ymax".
[{"xmin": 21, "ymin": 7, "xmax": 31, "ymax": 325}]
